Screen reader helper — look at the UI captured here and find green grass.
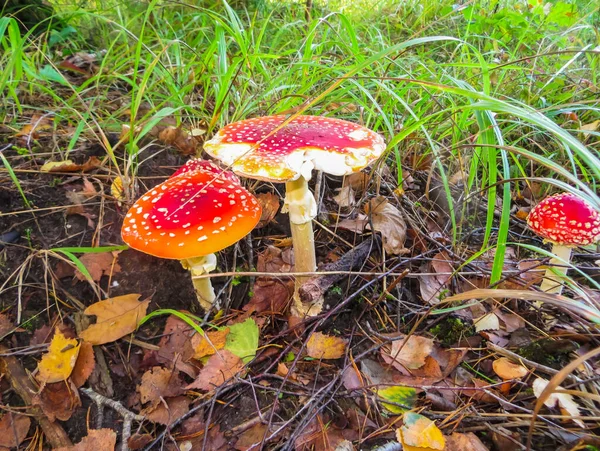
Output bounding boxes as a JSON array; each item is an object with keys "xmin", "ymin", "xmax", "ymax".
[{"xmin": 1, "ymin": 0, "xmax": 599, "ymax": 290}]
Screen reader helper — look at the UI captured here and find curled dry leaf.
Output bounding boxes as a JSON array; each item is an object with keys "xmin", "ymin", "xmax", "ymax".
[
  {"xmin": 474, "ymin": 313, "xmax": 500, "ymax": 333},
  {"xmin": 55, "ymin": 428, "xmax": 117, "ymax": 451},
  {"xmin": 186, "ymin": 350, "xmax": 244, "ymax": 392},
  {"xmin": 444, "ymin": 432, "xmax": 489, "ymax": 451},
  {"xmin": 70, "ymin": 341, "xmax": 95, "ymax": 388},
  {"xmin": 384, "ymin": 335, "xmax": 434, "ymax": 371},
  {"xmin": 0, "ymin": 414, "xmax": 30, "ymax": 450},
  {"xmin": 365, "ymin": 196, "xmax": 409, "ymax": 255},
  {"xmin": 333, "ymin": 184, "xmax": 356, "ymax": 207},
  {"xmin": 396, "ymin": 411, "xmax": 445, "ymax": 451},
  {"xmin": 143, "ymin": 395, "xmax": 190, "ymax": 425},
  {"xmin": 138, "ymin": 367, "xmax": 184, "ymax": 406},
  {"xmin": 306, "ymin": 332, "xmax": 347, "ymax": 360},
  {"xmin": 492, "ymin": 358, "xmax": 528, "ymax": 380},
  {"xmin": 75, "ymin": 252, "xmax": 122, "ymax": 282},
  {"xmin": 40, "ymin": 156, "xmax": 101, "ymax": 173},
  {"xmin": 256, "ymin": 192, "xmax": 280, "ymax": 228},
  {"xmin": 32, "ymin": 380, "xmax": 81, "ymax": 422},
  {"xmin": 79, "ymin": 294, "xmax": 150, "ymax": 345},
  {"xmin": 191, "ymin": 327, "xmax": 230, "ymax": 359},
  {"xmin": 37, "ymin": 328, "xmax": 81, "ymax": 383},
  {"xmin": 532, "ymin": 377, "xmax": 585, "ymax": 428},
  {"xmin": 158, "ymin": 126, "xmax": 199, "ymax": 155}
]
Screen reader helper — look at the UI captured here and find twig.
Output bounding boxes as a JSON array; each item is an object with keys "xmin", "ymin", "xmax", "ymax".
[
  {"xmin": 0, "ymin": 346, "xmax": 72, "ymax": 448},
  {"xmin": 81, "ymin": 388, "xmax": 145, "ymax": 451},
  {"xmin": 486, "ymin": 342, "xmax": 583, "ymax": 384}
]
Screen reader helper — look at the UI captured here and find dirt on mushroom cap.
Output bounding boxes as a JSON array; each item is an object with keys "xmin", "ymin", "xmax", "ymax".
[
  {"xmin": 527, "ymin": 192, "xmax": 600, "ymax": 245},
  {"xmin": 121, "ymin": 163, "xmax": 261, "ymax": 259},
  {"xmin": 204, "ymin": 115, "xmax": 386, "ymax": 182}
]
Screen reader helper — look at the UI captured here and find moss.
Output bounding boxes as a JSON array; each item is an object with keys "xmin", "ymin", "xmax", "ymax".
[
  {"xmin": 429, "ymin": 317, "xmax": 474, "ymax": 346},
  {"xmin": 517, "ymin": 339, "xmax": 577, "ymax": 369}
]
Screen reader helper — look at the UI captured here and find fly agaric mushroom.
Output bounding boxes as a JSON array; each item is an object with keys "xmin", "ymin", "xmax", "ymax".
[
  {"xmin": 527, "ymin": 192, "xmax": 600, "ymax": 294},
  {"xmin": 204, "ymin": 115, "xmax": 385, "ymax": 316},
  {"xmin": 121, "ymin": 160, "xmax": 261, "ymax": 310}
]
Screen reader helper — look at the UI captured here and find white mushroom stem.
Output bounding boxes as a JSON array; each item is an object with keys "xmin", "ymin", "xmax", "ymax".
[
  {"xmin": 283, "ymin": 176, "xmax": 322, "ymax": 317},
  {"xmin": 539, "ymin": 244, "xmax": 572, "ymax": 295},
  {"xmin": 181, "ymin": 254, "xmax": 218, "ymax": 310}
]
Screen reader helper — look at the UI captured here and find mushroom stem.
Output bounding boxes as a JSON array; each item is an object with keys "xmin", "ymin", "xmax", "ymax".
[
  {"xmin": 539, "ymin": 245, "xmax": 572, "ymax": 295},
  {"xmin": 181, "ymin": 254, "xmax": 218, "ymax": 311},
  {"xmin": 284, "ymin": 177, "xmax": 321, "ymax": 316}
]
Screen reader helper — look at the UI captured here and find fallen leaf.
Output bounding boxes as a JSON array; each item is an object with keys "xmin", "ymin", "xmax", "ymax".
[
  {"xmin": 143, "ymin": 395, "xmax": 190, "ymax": 425},
  {"xmin": 55, "ymin": 429, "xmax": 117, "ymax": 451},
  {"xmin": 474, "ymin": 313, "xmax": 500, "ymax": 332},
  {"xmin": 306, "ymin": 332, "xmax": 347, "ymax": 360},
  {"xmin": 149, "ymin": 315, "xmax": 198, "ymax": 378},
  {"xmin": 333, "ymin": 184, "xmax": 356, "ymax": 207},
  {"xmin": 14, "ymin": 114, "xmax": 52, "ymax": 139},
  {"xmin": 75, "ymin": 252, "xmax": 121, "ymax": 282},
  {"xmin": 158, "ymin": 126, "xmax": 199, "ymax": 155},
  {"xmin": 397, "ymin": 412, "xmax": 445, "ymax": 451},
  {"xmin": 256, "ymin": 246, "xmax": 293, "ymax": 273},
  {"xmin": 244, "ymin": 279, "xmax": 293, "ymax": 314},
  {"xmin": 384, "ymin": 335, "xmax": 434, "ymax": 371},
  {"xmin": 138, "ymin": 367, "xmax": 184, "ymax": 406},
  {"xmin": 192, "ymin": 328, "xmax": 230, "ymax": 359},
  {"xmin": 335, "ymin": 214, "xmax": 368, "ymax": 234},
  {"xmin": 377, "ymin": 386, "xmax": 418, "ymax": 414},
  {"xmin": 0, "ymin": 414, "xmax": 30, "ymax": 450},
  {"xmin": 532, "ymin": 377, "xmax": 584, "ymax": 427},
  {"xmin": 365, "ymin": 196, "xmax": 409, "ymax": 255},
  {"xmin": 111, "ymin": 176, "xmax": 126, "ymax": 203},
  {"xmin": 79, "ymin": 294, "xmax": 150, "ymax": 345},
  {"xmin": 37, "ymin": 328, "xmax": 81, "ymax": 383},
  {"xmin": 186, "ymin": 350, "xmax": 244, "ymax": 391},
  {"xmin": 127, "ymin": 433, "xmax": 153, "ymax": 450},
  {"xmin": 234, "ymin": 423, "xmax": 268, "ymax": 451},
  {"xmin": 256, "ymin": 193, "xmax": 280, "ymax": 228},
  {"xmin": 294, "ymin": 415, "xmax": 348, "ymax": 451},
  {"xmin": 444, "ymin": 432, "xmax": 489, "ymax": 451},
  {"xmin": 0, "ymin": 314, "xmax": 14, "ymax": 338},
  {"xmin": 431, "ymin": 251, "xmax": 453, "ymax": 286},
  {"xmin": 40, "ymin": 156, "xmax": 101, "ymax": 173},
  {"xmin": 492, "ymin": 358, "xmax": 528, "ymax": 380},
  {"xmin": 70, "ymin": 341, "xmax": 95, "ymax": 388},
  {"xmin": 225, "ymin": 319, "xmax": 259, "ymax": 363},
  {"xmin": 32, "ymin": 380, "xmax": 81, "ymax": 422},
  {"xmin": 580, "ymin": 120, "xmax": 600, "ymax": 133}
]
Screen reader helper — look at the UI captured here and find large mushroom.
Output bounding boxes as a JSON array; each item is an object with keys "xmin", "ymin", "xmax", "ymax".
[
  {"xmin": 204, "ymin": 115, "xmax": 385, "ymax": 316},
  {"xmin": 527, "ymin": 192, "xmax": 600, "ymax": 294},
  {"xmin": 121, "ymin": 160, "xmax": 262, "ymax": 310}
]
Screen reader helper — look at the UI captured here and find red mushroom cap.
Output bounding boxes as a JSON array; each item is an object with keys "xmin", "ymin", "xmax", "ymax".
[
  {"xmin": 204, "ymin": 115, "xmax": 385, "ymax": 181},
  {"xmin": 121, "ymin": 162, "xmax": 261, "ymax": 259},
  {"xmin": 170, "ymin": 158, "xmax": 238, "ymax": 183},
  {"xmin": 527, "ymin": 192, "xmax": 600, "ymax": 246}
]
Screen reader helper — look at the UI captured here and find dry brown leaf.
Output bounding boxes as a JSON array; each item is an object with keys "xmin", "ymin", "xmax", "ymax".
[
  {"xmin": 158, "ymin": 126, "xmax": 199, "ymax": 155},
  {"xmin": 14, "ymin": 114, "xmax": 52, "ymax": 139},
  {"xmin": 306, "ymin": 332, "xmax": 347, "ymax": 360},
  {"xmin": 186, "ymin": 350, "xmax": 244, "ymax": 391},
  {"xmin": 138, "ymin": 367, "xmax": 184, "ymax": 406},
  {"xmin": 79, "ymin": 294, "xmax": 150, "ymax": 345},
  {"xmin": 0, "ymin": 413, "xmax": 30, "ymax": 450},
  {"xmin": 365, "ymin": 196, "xmax": 409, "ymax": 255},
  {"xmin": 384, "ymin": 335, "xmax": 434, "ymax": 371},
  {"xmin": 143, "ymin": 396, "xmax": 190, "ymax": 425},
  {"xmin": 191, "ymin": 328, "xmax": 230, "ymax": 359},
  {"xmin": 444, "ymin": 432, "xmax": 489, "ymax": 451},
  {"xmin": 244, "ymin": 279, "xmax": 293, "ymax": 315},
  {"xmin": 492, "ymin": 358, "xmax": 528, "ymax": 380},
  {"xmin": 127, "ymin": 433, "xmax": 153, "ymax": 450},
  {"xmin": 335, "ymin": 214, "xmax": 368, "ymax": 234},
  {"xmin": 32, "ymin": 380, "xmax": 81, "ymax": 422},
  {"xmin": 70, "ymin": 341, "xmax": 95, "ymax": 388},
  {"xmin": 256, "ymin": 246, "xmax": 293, "ymax": 273},
  {"xmin": 37, "ymin": 328, "xmax": 81, "ymax": 383},
  {"xmin": 333, "ymin": 185, "xmax": 356, "ymax": 207},
  {"xmin": 55, "ymin": 429, "xmax": 117, "ymax": 451},
  {"xmin": 0, "ymin": 314, "xmax": 14, "ymax": 338},
  {"xmin": 474, "ymin": 313, "xmax": 500, "ymax": 332},
  {"xmin": 532, "ymin": 377, "xmax": 584, "ymax": 427},
  {"xmin": 431, "ymin": 251, "xmax": 453, "ymax": 286},
  {"xmin": 40, "ymin": 156, "xmax": 101, "ymax": 173},
  {"xmin": 234, "ymin": 423, "xmax": 269, "ymax": 451},
  {"xmin": 75, "ymin": 252, "xmax": 121, "ymax": 282},
  {"xmin": 256, "ymin": 193, "xmax": 280, "ymax": 228},
  {"xmin": 150, "ymin": 315, "xmax": 198, "ymax": 378}
]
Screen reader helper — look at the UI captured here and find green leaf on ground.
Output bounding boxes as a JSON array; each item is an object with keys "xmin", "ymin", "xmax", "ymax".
[
  {"xmin": 377, "ymin": 386, "xmax": 417, "ymax": 414},
  {"xmin": 224, "ymin": 318, "xmax": 259, "ymax": 363}
]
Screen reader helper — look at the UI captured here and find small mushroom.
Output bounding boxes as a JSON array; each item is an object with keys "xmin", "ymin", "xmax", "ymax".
[
  {"xmin": 121, "ymin": 160, "xmax": 261, "ymax": 310},
  {"xmin": 205, "ymin": 115, "xmax": 385, "ymax": 316},
  {"xmin": 527, "ymin": 192, "xmax": 600, "ymax": 294}
]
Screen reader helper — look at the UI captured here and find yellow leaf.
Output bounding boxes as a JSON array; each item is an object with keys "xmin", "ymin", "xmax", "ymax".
[
  {"xmin": 111, "ymin": 176, "xmax": 125, "ymax": 202},
  {"xmin": 37, "ymin": 328, "xmax": 81, "ymax": 383},
  {"xmin": 191, "ymin": 327, "xmax": 230, "ymax": 359},
  {"xmin": 79, "ymin": 294, "xmax": 150, "ymax": 345},
  {"xmin": 396, "ymin": 412, "xmax": 445, "ymax": 451},
  {"xmin": 306, "ymin": 332, "xmax": 347, "ymax": 359},
  {"xmin": 41, "ymin": 160, "xmax": 76, "ymax": 172}
]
